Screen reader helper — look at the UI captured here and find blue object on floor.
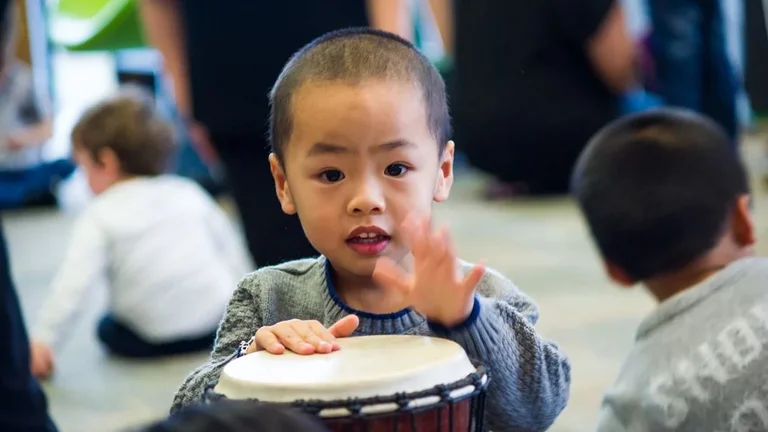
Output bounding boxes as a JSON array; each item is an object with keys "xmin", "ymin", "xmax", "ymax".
[
  {"xmin": 0, "ymin": 159, "xmax": 76, "ymax": 209},
  {"xmin": 621, "ymin": 89, "xmax": 665, "ymax": 114}
]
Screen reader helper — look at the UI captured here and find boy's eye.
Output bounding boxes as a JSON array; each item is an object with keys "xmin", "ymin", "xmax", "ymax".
[
  {"xmin": 384, "ymin": 163, "xmax": 409, "ymax": 177},
  {"xmin": 319, "ymin": 169, "xmax": 345, "ymax": 183}
]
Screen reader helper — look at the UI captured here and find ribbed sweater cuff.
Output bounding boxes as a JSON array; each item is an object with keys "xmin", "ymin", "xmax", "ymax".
[
  {"xmin": 427, "ymin": 296, "xmax": 481, "ymax": 333},
  {"xmin": 428, "ymin": 296, "xmax": 501, "ymax": 359}
]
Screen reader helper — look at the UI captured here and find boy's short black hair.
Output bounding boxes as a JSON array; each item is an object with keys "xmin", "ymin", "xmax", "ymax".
[
  {"xmin": 142, "ymin": 401, "xmax": 328, "ymax": 432},
  {"xmin": 571, "ymin": 108, "xmax": 749, "ymax": 281},
  {"xmin": 269, "ymin": 27, "xmax": 450, "ymax": 162}
]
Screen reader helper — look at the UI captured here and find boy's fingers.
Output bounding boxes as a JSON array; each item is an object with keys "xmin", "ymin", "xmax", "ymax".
[
  {"xmin": 307, "ymin": 320, "xmax": 336, "ymax": 342},
  {"xmin": 373, "ymin": 257, "xmax": 411, "ymax": 296},
  {"xmin": 399, "ymin": 213, "xmax": 420, "ymax": 249},
  {"xmin": 44, "ymin": 351, "xmax": 54, "ymax": 371},
  {"xmin": 292, "ymin": 321, "xmax": 332, "ymax": 353},
  {"xmin": 307, "ymin": 321, "xmax": 338, "ymax": 351},
  {"xmin": 430, "ymin": 225, "xmax": 453, "ymax": 269},
  {"xmin": 31, "ymin": 354, "xmax": 53, "ymax": 380},
  {"xmin": 328, "ymin": 315, "xmax": 359, "ymax": 338},
  {"xmin": 462, "ymin": 264, "xmax": 486, "ymax": 293},
  {"xmin": 441, "ymin": 225, "xmax": 457, "ymax": 258},
  {"xmin": 402, "ymin": 214, "xmax": 432, "ymax": 259},
  {"xmin": 273, "ymin": 327, "xmax": 315, "ymax": 355},
  {"xmin": 255, "ymin": 328, "xmax": 285, "ymax": 354}
]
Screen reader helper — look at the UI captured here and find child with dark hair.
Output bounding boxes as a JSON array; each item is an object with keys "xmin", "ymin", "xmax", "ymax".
[
  {"xmin": 173, "ymin": 28, "xmax": 571, "ymax": 432},
  {"xmin": 142, "ymin": 401, "xmax": 328, "ymax": 432},
  {"xmin": 571, "ymin": 108, "xmax": 763, "ymax": 431},
  {"xmin": 29, "ymin": 87, "xmax": 252, "ymax": 379}
]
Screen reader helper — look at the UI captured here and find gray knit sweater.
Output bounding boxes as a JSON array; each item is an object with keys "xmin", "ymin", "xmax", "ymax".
[
  {"xmin": 171, "ymin": 256, "xmax": 571, "ymax": 432},
  {"xmin": 596, "ymin": 257, "xmax": 768, "ymax": 431}
]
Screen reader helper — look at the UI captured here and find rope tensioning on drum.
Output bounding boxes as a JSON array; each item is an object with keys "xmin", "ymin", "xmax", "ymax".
[{"xmin": 202, "ymin": 365, "xmax": 490, "ymax": 417}]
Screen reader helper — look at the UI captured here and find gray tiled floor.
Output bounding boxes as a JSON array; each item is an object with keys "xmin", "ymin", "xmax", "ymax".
[{"xmin": 5, "ymin": 51, "xmax": 768, "ymax": 432}]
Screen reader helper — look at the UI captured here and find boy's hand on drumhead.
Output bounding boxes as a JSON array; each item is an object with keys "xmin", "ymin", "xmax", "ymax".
[
  {"xmin": 373, "ymin": 214, "xmax": 485, "ymax": 327},
  {"xmin": 250, "ymin": 315, "xmax": 359, "ymax": 355}
]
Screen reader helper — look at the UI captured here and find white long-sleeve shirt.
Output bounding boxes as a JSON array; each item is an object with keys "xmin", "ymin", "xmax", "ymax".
[{"xmin": 33, "ymin": 175, "xmax": 253, "ymax": 350}]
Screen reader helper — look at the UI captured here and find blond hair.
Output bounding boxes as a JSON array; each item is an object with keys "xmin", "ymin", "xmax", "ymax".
[{"xmin": 72, "ymin": 85, "xmax": 175, "ymax": 176}]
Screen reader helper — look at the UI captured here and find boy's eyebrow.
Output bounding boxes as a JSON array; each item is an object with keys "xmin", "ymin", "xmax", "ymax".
[{"xmin": 307, "ymin": 140, "xmax": 415, "ymax": 156}]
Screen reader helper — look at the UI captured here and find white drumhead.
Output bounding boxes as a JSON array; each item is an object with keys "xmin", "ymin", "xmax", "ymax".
[{"xmin": 214, "ymin": 335, "xmax": 477, "ymax": 403}]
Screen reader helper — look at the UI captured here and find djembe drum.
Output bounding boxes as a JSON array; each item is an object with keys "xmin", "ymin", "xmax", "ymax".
[{"xmin": 205, "ymin": 335, "xmax": 490, "ymax": 432}]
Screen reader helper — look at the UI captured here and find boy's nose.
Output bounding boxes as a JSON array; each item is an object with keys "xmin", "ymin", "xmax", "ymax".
[{"xmin": 347, "ymin": 182, "xmax": 385, "ymax": 215}]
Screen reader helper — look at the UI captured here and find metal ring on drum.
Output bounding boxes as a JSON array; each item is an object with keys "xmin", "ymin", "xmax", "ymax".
[{"xmin": 205, "ymin": 335, "xmax": 491, "ymax": 432}]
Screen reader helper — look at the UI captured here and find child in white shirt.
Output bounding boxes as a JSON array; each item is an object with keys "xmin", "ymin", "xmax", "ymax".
[{"xmin": 29, "ymin": 87, "xmax": 252, "ymax": 379}]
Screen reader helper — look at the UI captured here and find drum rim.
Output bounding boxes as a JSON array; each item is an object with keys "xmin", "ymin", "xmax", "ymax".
[{"xmin": 204, "ymin": 365, "xmax": 490, "ymax": 416}]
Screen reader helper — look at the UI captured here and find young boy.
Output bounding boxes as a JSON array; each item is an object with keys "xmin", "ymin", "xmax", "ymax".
[
  {"xmin": 172, "ymin": 28, "xmax": 571, "ymax": 432},
  {"xmin": 29, "ymin": 87, "xmax": 252, "ymax": 378},
  {"xmin": 571, "ymin": 108, "xmax": 762, "ymax": 431}
]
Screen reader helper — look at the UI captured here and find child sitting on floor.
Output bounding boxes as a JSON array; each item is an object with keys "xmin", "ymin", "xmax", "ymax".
[
  {"xmin": 29, "ymin": 87, "xmax": 252, "ymax": 379},
  {"xmin": 571, "ymin": 108, "xmax": 765, "ymax": 431},
  {"xmin": 171, "ymin": 28, "xmax": 571, "ymax": 432}
]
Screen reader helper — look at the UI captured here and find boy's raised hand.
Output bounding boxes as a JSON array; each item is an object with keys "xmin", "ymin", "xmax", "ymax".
[
  {"xmin": 247, "ymin": 315, "xmax": 359, "ymax": 355},
  {"xmin": 373, "ymin": 215, "xmax": 485, "ymax": 327}
]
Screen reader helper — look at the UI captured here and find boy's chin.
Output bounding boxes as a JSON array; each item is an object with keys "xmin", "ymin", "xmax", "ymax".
[
  {"xmin": 341, "ymin": 257, "xmax": 380, "ymax": 279},
  {"xmin": 326, "ymin": 254, "xmax": 377, "ymax": 278},
  {"xmin": 328, "ymin": 248, "xmax": 409, "ymax": 279}
]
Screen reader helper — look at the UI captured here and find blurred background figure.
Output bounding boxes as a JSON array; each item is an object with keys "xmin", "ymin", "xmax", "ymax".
[
  {"xmin": 1, "ymin": 219, "xmax": 57, "ymax": 432},
  {"xmin": 444, "ymin": 0, "xmax": 637, "ymax": 198},
  {"xmin": 138, "ymin": 0, "xmax": 414, "ymax": 267},
  {"xmin": 0, "ymin": 2, "xmax": 73, "ymax": 210},
  {"xmin": 0, "ymin": 0, "xmax": 57, "ymax": 430},
  {"xmin": 28, "ymin": 87, "xmax": 251, "ymax": 379},
  {"xmin": 646, "ymin": 0, "xmax": 740, "ymax": 144}
]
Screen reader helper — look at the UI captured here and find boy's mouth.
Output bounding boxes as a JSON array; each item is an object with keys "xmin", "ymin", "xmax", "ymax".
[{"xmin": 346, "ymin": 226, "xmax": 391, "ymax": 256}]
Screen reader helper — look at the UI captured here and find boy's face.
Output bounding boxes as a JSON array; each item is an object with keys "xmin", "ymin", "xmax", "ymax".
[
  {"xmin": 74, "ymin": 147, "xmax": 121, "ymax": 195},
  {"xmin": 270, "ymin": 80, "xmax": 454, "ymax": 277}
]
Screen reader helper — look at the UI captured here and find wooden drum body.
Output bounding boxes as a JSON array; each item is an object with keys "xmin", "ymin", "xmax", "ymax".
[{"xmin": 206, "ymin": 335, "xmax": 490, "ymax": 432}]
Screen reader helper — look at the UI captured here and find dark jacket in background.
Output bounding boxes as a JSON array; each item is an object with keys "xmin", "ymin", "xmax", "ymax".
[
  {"xmin": 452, "ymin": 0, "xmax": 619, "ymax": 194},
  {"xmin": 177, "ymin": 2, "xmax": 369, "ymax": 266},
  {"xmin": 0, "ymin": 0, "xmax": 57, "ymax": 429},
  {"xmin": 0, "ymin": 217, "xmax": 57, "ymax": 432}
]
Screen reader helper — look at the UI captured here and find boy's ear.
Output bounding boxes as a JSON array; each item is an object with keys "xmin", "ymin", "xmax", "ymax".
[
  {"xmin": 732, "ymin": 194, "xmax": 755, "ymax": 247},
  {"xmin": 433, "ymin": 140, "xmax": 455, "ymax": 202},
  {"xmin": 605, "ymin": 260, "xmax": 635, "ymax": 287},
  {"xmin": 269, "ymin": 153, "xmax": 297, "ymax": 215},
  {"xmin": 98, "ymin": 147, "xmax": 120, "ymax": 172}
]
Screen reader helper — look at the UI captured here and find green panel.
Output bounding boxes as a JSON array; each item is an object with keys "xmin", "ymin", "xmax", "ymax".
[
  {"xmin": 55, "ymin": 0, "xmax": 107, "ymax": 19},
  {"xmin": 48, "ymin": 0, "xmax": 147, "ymax": 51}
]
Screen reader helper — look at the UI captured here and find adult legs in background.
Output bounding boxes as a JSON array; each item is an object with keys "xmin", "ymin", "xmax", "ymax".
[
  {"xmin": 649, "ymin": 0, "xmax": 738, "ymax": 143},
  {"xmin": 157, "ymin": 79, "xmax": 227, "ymax": 197},
  {"xmin": 720, "ymin": 0, "xmax": 752, "ymax": 129},
  {"xmin": 0, "ymin": 217, "xmax": 58, "ymax": 431},
  {"xmin": 700, "ymin": 0, "xmax": 739, "ymax": 141},
  {"xmin": 97, "ymin": 315, "xmax": 216, "ymax": 359},
  {"xmin": 0, "ymin": 0, "xmax": 58, "ymax": 424},
  {"xmin": 461, "ymin": 122, "xmax": 595, "ymax": 199},
  {"xmin": 208, "ymin": 133, "xmax": 317, "ymax": 267}
]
